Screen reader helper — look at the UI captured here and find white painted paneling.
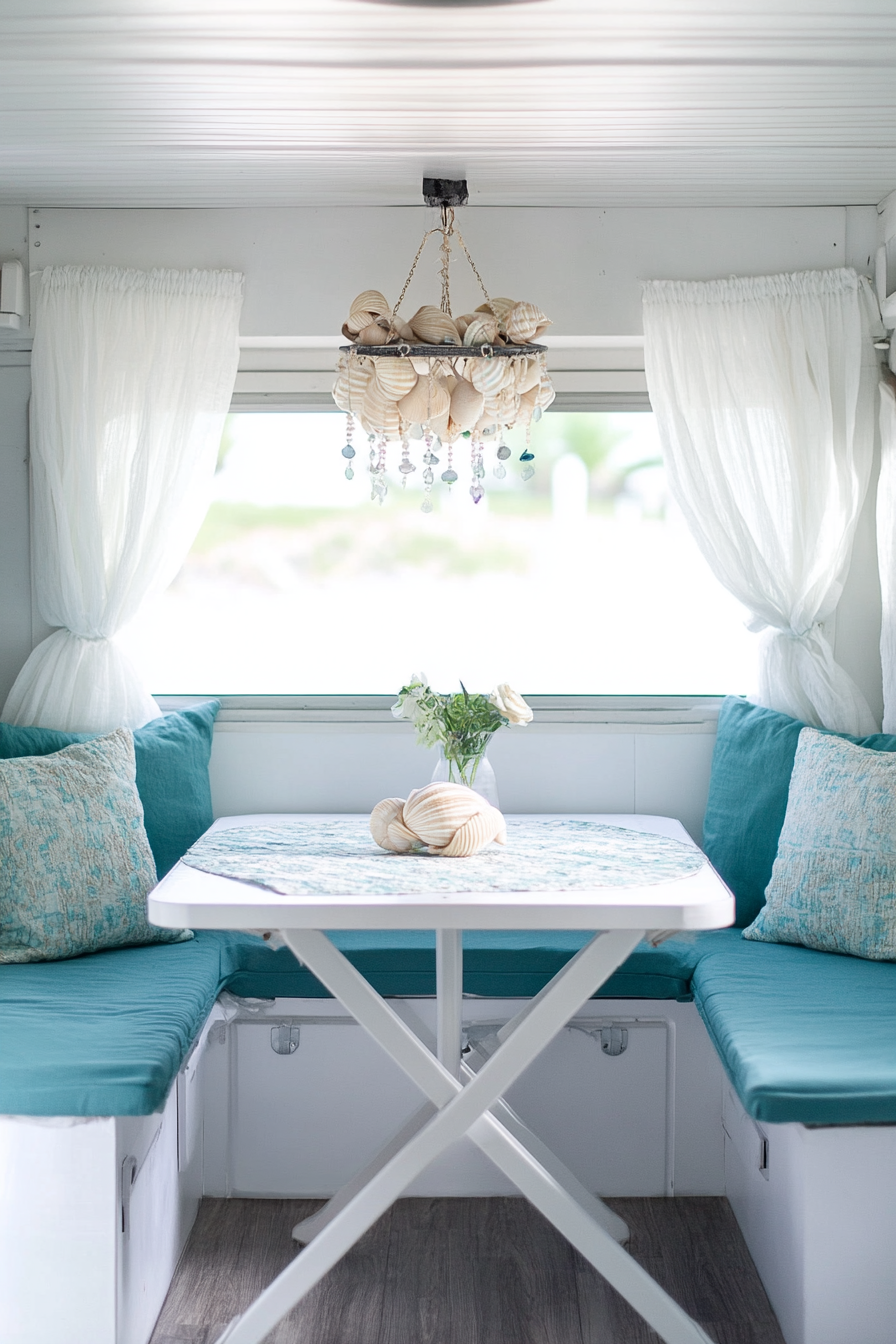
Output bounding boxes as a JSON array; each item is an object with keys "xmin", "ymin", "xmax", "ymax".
[
  {"xmin": 2, "ymin": 4, "xmax": 896, "ymax": 207},
  {"xmin": 488, "ymin": 726, "xmax": 636, "ymax": 815},
  {"xmin": 212, "ymin": 997, "xmax": 724, "ymax": 1200},
  {"xmin": 117, "ymin": 1091, "xmax": 196, "ymax": 1344},
  {"xmin": 0, "ymin": 1116, "xmax": 118, "ymax": 1344},
  {"xmin": 209, "ymin": 723, "xmax": 435, "ymax": 817},
  {"xmin": 0, "ymin": 360, "xmax": 32, "ymax": 708},
  {"xmin": 633, "ymin": 731, "xmax": 717, "ymax": 846},
  {"xmin": 227, "ymin": 1005, "xmax": 673, "ymax": 1198},
  {"xmin": 833, "ymin": 432, "xmax": 885, "ymax": 727},
  {"xmin": 209, "ymin": 723, "xmax": 648, "ymax": 817},
  {"xmin": 29, "ymin": 206, "xmax": 856, "ymax": 338},
  {"xmin": 0, "ymin": 205, "xmax": 30, "ymax": 343},
  {"xmin": 724, "ymin": 1085, "xmax": 896, "ymax": 1344}
]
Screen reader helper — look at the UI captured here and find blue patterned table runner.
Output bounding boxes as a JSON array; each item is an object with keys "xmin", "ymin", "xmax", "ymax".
[{"xmin": 182, "ymin": 818, "xmax": 705, "ymax": 897}]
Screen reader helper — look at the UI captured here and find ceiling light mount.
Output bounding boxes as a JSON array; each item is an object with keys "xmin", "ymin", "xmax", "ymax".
[{"xmin": 422, "ymin": 178, "xmax": 469, "ymax": 209}]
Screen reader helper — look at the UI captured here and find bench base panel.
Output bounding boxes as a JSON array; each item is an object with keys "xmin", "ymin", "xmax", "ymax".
[
  {"xmin": 724, "ymin": 1083, "xmax": 896, "ymax": 1344},
  {"xmin": 205, "ymin": 996, "xmax": 726, "ymax": 1200}
]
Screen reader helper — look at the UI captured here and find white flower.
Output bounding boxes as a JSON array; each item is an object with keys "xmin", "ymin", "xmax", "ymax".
[
  {"xmin": 489, "ymin": 683, "xmax": 533, "ymax": 726},
  {"xmin": 391, "ymin": 672, "xmax": 429, "ymax": 721}
]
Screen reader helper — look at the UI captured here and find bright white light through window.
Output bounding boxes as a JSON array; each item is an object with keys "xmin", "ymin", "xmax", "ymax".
[{"xmin": 118, "ymin": 412, "xmax": 758, "ymax": 695}]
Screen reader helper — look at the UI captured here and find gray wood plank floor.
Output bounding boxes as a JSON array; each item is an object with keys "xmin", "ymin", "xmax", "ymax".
[{"xmin": 150, "ymin": 1196, "xmax": 785, "ymax": 1344}]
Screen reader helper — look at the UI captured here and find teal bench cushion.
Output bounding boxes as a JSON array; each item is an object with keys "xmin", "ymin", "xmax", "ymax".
[
  {"xmin": 0, "ymin": 929, "xmax": 706, "ymax": 1116},
  {"xmin": 692, "ymin": 929, "xmax": 896, "ymax": 1125},
  {"xmin": 9, "ymin": 925, "xmax": 894, "ymax": 1123},
  {"xmin": 218, "ymin": 929, "xmax": 708, "ymax": 1001},
  {"xmin": 0, "ymin": 932, "xmax": 228, "ymax": 1116}
]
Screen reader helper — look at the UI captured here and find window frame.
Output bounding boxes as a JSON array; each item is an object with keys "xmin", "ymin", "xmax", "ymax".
[{"xmin": 153, "ymin": 349, "xmax": 733, "ymax": 724}]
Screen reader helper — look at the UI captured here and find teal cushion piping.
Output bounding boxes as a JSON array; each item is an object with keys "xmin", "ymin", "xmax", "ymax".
[
  {"xmin": 702, "ymin": 697, "xmax": 896, "ymax": 927},
  {"xmin": 0, "ymin": 702, "xmax": 219, "ymax": 878},
  {"xmin": 691, "ymin": 930, "xmax": 896, "ymax": 1125}
]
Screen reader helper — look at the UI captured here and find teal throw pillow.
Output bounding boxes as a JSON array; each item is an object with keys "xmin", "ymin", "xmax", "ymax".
[
  {"xmin": 0, "ymin": 701, "xmax": 219, "ymax": 877},
  {"xmin": 0, "ymin": 729, "xmax": 192, "ymax": 963},
  {"xmin": 744, "ymin": 729, "xmax": 896, "ymax": 960},
  {"xmin": 702, "ymin": 697, "xmax": 896, "ymax": 927}
]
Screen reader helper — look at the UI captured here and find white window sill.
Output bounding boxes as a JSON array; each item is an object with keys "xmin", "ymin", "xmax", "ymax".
[{"xmin": 156, "ymin": 695, "xmax": 724, "ymax": 733}]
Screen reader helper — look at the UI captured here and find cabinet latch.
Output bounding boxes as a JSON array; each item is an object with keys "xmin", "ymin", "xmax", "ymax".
[{"xmin": 271, "ymin": 1024, "xmax": 301, "ymax": 1055}]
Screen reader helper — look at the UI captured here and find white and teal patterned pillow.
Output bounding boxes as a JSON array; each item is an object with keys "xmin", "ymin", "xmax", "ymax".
[
  {"xmin": 0, "ymin": 728, "xmax": 191, "ymax": 963},
  {"xmin": 743, "ymin": 727, "xmax": 896, "ymax": 960}
]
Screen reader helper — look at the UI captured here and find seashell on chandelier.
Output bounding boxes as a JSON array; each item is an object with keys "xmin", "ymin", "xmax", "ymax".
[{"xmin": 333, "ymin": 178, "xmax": 555, "ymax": 513}]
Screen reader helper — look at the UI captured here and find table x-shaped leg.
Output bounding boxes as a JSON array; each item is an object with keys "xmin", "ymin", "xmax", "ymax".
[
  {"xmin": 293, "ymin": 929, "xmax": 630, "ymax": 1248},
  {"xmin": 214, "ymin": 927, "xmax": 715, "ymax": 1344}
]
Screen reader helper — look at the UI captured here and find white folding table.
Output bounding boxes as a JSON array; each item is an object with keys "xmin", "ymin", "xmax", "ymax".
[{"xmin": 148, "ymin": 813, "xmax": 733, "ymax": 1344}]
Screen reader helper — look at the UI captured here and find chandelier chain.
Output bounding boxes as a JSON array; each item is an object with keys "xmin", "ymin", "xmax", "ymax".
[
  {"xmin": 389, "ymin": 210, "xmax": 495, "ymax": 334},
  {"xmin": 451, "ymin": 222, "xmax": 494, "ymax": 315},
  {"xmin": 390, "ymin": 226, "xmax": 442, "ymax": 327}
]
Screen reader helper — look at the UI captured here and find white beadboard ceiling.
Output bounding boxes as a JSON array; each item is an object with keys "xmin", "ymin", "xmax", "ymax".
[{"xmin": 3, "ymin": 0, "xmax": 896, "ymax": 208}]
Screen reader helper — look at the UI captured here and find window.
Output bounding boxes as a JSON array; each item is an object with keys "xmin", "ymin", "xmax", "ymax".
[{"xmin": 117, "ymin": 411, "xmax": 757, "ymax": 695}]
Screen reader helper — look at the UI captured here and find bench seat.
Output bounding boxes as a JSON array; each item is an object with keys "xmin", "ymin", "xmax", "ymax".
[
  {"xmin": 0, "ymin": 935, "xmax": 227, "ymax": 1116},
  {"xmin": 0, "ymin": 930, "xmax": 707, "ymax": 1117},
  {"xmin": 690, "ymin": 929, "xmax": 896, "ymax": 1125},
  {"xmin": 4, "ymin": 925, "xmax": 895, "ymax": 1125}
]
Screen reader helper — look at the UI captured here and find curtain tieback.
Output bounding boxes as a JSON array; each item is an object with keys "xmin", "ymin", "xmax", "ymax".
[
  {"xmin": 60, "ymin": 629, "xmax": 113, "ymax": 644},
  {"xmin": 746, "ymin": 616, "xmax": 821, "ymax": 642}
]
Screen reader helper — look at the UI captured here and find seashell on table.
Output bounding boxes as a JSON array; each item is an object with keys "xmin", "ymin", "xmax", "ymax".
[{"xmin": 370, "ymin": 783, "xmax": 507, "ymax": 857}]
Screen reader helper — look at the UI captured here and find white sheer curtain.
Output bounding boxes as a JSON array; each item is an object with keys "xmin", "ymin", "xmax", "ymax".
[
  {"xmin": 877, "ymin": 379, "xmax": 896, "ymax": 732},
  {"xmin": 2, "ymin": 265, "xmax": 243, "ymax": 732},
  {"xmin": 643, "ymin": 268, "xmax": 880, "ymax": 735}
]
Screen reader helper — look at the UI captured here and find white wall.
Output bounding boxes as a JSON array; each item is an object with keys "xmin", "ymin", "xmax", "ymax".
[
  {"xmin": 208, "ymin": 720, "xmax": 718, "ymax": 842},
  {"xmin": 0, "ymin": 205, "xmax": 32, "ymax": 705},
  {"xmin": 23, "ymin": 205, "xmax": 876, "ymax": 337},
  {"xmin": 0, "ymin": 202, "xmax": 885, "ymax": 742}
]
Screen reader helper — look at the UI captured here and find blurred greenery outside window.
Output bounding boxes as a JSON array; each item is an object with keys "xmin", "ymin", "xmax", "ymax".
[{"xmin": 119, "ymin": 411, "xmax": 757, "ymax": 696}]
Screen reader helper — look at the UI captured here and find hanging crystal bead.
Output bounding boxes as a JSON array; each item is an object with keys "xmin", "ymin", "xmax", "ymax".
[{"xmin": 342, "ymin": 411, "xmax": 356, "ymax": 476}]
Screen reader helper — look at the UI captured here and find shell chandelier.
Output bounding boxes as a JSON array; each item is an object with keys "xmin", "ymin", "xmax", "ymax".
[{"xmin": 332, "ymin": 183, "xmax": 555, "ymax": 512}]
